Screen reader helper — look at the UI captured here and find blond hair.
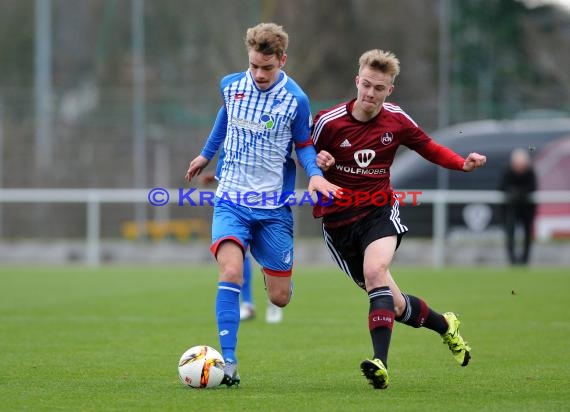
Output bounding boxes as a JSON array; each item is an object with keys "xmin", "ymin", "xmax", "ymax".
[
  {"xmin": 359, "ymin": 49, "xmax": 400, "ymax": 82},
  {"xmin": 245, "ymin": 23, "xmax": 289, "ymax": 59}
]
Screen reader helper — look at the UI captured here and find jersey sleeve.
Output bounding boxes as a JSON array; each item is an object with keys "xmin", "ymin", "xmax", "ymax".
[
  {"xmin": 200, "ymin": 105, "xmax": 227, "ymax": 160},
  {"xmin": 400, "ymin": 119, "xmax": 464, "ymax": 170},
  {"xmin": 295, "ymin": 144, "xmax": 323, "ymax": 178},
  {"xmin": 414, "ymin": 140, "xmax": 465, "ymax": 170},
  {"xmin": 293, "ymin": 98, "xmax": 323, "ymax": 178},
  {"xmin": 291, "ymin": 93, "xmax": 313, "ymax": 145}
]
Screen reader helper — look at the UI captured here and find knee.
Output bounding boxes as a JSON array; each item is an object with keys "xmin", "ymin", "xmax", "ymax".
[
  {"xmin": 218, "ymin": 262, "xmax": 243, "ymax": 284},
  {"xmin": 267, "ymin": 289, "xmax": 290, "ymax": 308},
  {"xmin": 362, "ymin": 263, "xmax": 389, "ymax": 285}
]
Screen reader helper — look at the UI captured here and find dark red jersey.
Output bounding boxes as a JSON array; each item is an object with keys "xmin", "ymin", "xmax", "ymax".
[{"xmin": 312, "ymin": 99, "xmax": 465, "ymax": 224}]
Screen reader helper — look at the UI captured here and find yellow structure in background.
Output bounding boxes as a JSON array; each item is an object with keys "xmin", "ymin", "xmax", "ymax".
[{"xmin": 121, "ymin": 219, "xmax": 209, "ymax": 241}]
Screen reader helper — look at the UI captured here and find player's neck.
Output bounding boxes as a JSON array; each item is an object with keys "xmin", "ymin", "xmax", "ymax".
[{"xmin": 351, "ymin": 100, "xmax": 381, "ymax": 122}]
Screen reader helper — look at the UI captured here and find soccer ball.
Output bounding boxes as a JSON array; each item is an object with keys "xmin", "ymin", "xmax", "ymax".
[{"xmin": 178, "ymin": 345, "xmax": 225, "ymax": 388}]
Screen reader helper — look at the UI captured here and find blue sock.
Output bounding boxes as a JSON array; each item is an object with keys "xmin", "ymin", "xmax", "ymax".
[
  {"xmin": 216, "ymin": 282, "xmax": 241, "ymax": 364},
  {"xmin": 241, "ymin": 256, "xmax": 253, "ymax": 305}
]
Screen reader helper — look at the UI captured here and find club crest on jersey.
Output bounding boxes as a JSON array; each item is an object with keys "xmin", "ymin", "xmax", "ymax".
[
  {"xmin": 260, "ymin": 113, "xmax": 275, "ymax": 130},
  {"xmin": 381, "ymin": 132, "xmax": 394, "ymax": 145},
  {"xmin": 354, "ymin": 149, "xmax": 376, "ymax": 167}
]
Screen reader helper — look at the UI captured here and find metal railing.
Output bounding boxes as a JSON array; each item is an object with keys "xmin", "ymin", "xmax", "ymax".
[{"xmin": 1, "ymin": 188, "xmax": 569, "ymax": 267}]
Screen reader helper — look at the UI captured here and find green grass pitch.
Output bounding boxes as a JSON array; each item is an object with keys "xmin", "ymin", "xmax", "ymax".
[{"xmin": 1, "ymin": 264, "xmax": 569, "ymax": 411}]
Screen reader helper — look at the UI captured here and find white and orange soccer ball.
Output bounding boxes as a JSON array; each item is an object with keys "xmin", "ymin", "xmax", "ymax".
[{"xmin": 178, "ymin": 345, "xmax": 225, "ymax": 388}]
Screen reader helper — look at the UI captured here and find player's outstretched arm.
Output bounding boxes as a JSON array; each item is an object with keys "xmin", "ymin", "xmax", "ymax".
[
  {"xmin": 316, "ymin": 150, "xmax": 336, "ymax": 171},
  {"xmin": 307, "ymin": 175, "xmax": 342, "ymax": 200},
  {"xmin": 462, "ymin": 152, "xmax": 487, "ymax": 172},
  {"xmin": 185, "ymin": 155, "xmax": 210, "ymax": 182}
]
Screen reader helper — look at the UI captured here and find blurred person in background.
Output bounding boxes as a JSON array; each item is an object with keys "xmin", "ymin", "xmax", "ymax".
[
  {"xmin": 185, "ymin": 22, "xmax": 339, "ymax": 387},
  {"xmin": 312, "ymin": 49, "xmax": 486, "ymax": 389},
  {"xmin": 500, "ymin": 148, "xmax": 537, "ymax": 265}
]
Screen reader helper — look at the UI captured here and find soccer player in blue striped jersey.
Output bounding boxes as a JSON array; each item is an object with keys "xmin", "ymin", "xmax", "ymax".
[{"xmin": 185, "ymin": 23, "xmax": 340, "ymax": 387}]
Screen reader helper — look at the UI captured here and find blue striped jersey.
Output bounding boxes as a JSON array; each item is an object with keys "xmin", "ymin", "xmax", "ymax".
[{"xmin": 202, "ymin": 70, "xmax": 314, "ymax": 209}]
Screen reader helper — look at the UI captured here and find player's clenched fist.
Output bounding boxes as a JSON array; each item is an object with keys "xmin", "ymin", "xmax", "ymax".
[
  {"xmin": 462, "ymin": 152, "xmax": 486, "ymax": 172},
  {"xmin": 316, "ymin": 150, "xmax": 335, "ymax": 171}
]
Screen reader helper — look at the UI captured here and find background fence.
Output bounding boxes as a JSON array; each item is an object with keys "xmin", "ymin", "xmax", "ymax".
[{"xmin": 2, "ymin": 188, "xmax": 569, "ymax": 267}]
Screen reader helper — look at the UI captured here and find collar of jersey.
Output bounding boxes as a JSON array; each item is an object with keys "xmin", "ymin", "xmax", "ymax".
[
  {"xmin": 246, "ymin": 70, "xmax": 287, "ymax": 93},
  {"xmin": 347, "ymin": 98, "xmax": 382, "ymax": 124}
]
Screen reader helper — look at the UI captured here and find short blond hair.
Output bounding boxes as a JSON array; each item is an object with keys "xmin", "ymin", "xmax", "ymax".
[
  {"xmin": 359, "ymin": 49, "xmax": 400, "ymax": 82},
  {"xmin": 245, "ymin": 23, "xmax": 289, "ymax": 59}
]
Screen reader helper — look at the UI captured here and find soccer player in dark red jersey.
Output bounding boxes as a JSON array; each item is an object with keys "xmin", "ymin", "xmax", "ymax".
[{"xmin": 311, "ymin": 49, "xmax": 487, "ymax": 389}]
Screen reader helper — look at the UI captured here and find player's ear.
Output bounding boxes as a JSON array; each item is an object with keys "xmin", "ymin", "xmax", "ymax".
[
  {"xmin": 355, "ymin": 75, "xmax": 360, "ymax": 87},
  {"xmin": 280, "ymin": 53, "xmax": 287, "ymax": 68},
  {"xmin": 387, "ymin": 84, "xmax": 394, "ymax": 96}
]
